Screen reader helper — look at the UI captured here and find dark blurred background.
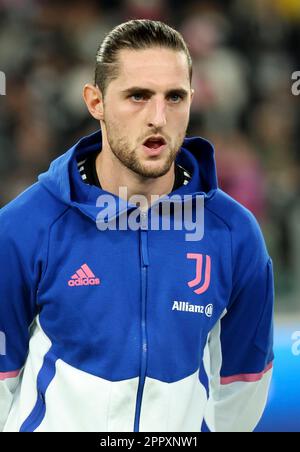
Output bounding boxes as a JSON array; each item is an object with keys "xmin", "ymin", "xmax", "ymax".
[{"xmin": 0, "ymin": 0, "xmax": 299, "ymax": 431}]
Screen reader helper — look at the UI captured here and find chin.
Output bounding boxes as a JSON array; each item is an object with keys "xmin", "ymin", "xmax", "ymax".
[{"xmin": 139, "ymin": 162, "xmax": 171, "ymax": 179}]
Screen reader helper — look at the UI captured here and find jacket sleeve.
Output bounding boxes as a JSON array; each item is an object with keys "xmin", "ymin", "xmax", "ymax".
[
  {"xmin": 0, "ymin": 207, "xmax": 39, "ymax": 431},
  {"xmin": 204, "ymin": 212, "xmax": 274, "ymax": 432}
]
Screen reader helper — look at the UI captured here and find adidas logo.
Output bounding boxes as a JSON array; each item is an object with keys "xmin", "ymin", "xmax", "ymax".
[{"xmin": 68, "ymin": 264, "xmax": 100, "ymax": 287}]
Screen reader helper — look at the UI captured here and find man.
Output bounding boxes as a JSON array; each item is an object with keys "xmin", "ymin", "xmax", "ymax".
[{"xmin": 0, "ymin": 20, "xmax": 274, "ymax": 432}]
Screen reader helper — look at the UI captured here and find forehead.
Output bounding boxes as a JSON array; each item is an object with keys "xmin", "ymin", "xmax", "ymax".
[{"xmin": 112, "ymin": 48, "xmax": 190, "ymax": 90}]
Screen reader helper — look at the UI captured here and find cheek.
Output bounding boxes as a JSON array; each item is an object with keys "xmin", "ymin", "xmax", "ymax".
[
  {"xmin": 105, "ymin": 109, "xmax": 125, "ymax": 132},
  {"xmin": 104, "ymin": 98, "xmax": 131, "ymax": 120},
  {"xmin": 109, "ymin": 105, "xmax": 139, "ymax": 128},
  {"xmin": 106, "ymin": 115, "xmax": 135, "ymax": 143},
  {"xmin": 170, "ymin": 109, "xmax": 190, "ymax": 130},
  {"xmin": 113, "ymin": 100, "xmax": 139, "ymax": 117}
]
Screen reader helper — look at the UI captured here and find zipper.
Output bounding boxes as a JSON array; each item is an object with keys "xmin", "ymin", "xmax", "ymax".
[{"xmin": 134, "ymin": 210, "xmax": 149, "ymax": 432}]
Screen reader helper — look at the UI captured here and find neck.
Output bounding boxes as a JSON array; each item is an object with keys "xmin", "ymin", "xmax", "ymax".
[{"xmin": 95, "ymin": 148, "xmax": 175, "ymax": 210}]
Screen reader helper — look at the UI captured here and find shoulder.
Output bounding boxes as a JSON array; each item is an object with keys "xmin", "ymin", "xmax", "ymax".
[
  {"xmin": 0, "ymin": 181, "xmax": 69, "ymax": 245},
  {"xmin": 207, "ymin": 189, "xmax": 265, "ymax": 237},
  {"xmin": 206, "ymin": 189, "xmax": 269, "ymax": 262}
]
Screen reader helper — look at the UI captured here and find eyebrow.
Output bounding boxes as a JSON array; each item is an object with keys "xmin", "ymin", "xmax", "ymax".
[{"xmin": 121, "ymin": 87, "xmax": 189, "ymax": 98}]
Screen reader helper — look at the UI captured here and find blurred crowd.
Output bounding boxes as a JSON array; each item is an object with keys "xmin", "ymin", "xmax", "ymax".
[{"xmin": 0, "ymin": 0, "xmax": 299, "ymax": 310}]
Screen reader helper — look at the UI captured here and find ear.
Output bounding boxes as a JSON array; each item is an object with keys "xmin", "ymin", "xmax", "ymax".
[
  {"xmin": 83, "ymin": 84, "xmax": 104, "ymax": 120},
  {"xmin": 190, "ymin": 88, "xmax": 195, "ymax": 103}
]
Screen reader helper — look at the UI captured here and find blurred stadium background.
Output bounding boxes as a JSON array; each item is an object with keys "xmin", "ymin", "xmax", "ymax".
[{"xmin": 0, "ymin": 0, "xmax": 299, "ymax": 432}]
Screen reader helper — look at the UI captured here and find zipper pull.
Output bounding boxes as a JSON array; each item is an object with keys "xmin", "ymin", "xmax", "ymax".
[{"xmin": 140, "ymin": 210, "xmax": 148, "ymax": 230}]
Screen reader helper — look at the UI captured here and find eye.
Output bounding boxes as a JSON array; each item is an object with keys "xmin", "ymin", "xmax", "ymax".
[
  {"xmin": 131, "ymin": 93, "xmax": 147, "ymax": 102},
  {"xmin": 168, "ymin": 93, "xmax": 183, "ymax": 103}
]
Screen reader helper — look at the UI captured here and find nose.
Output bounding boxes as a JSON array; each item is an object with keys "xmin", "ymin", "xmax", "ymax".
[{"xmin": 147, "ymin": 97, "xmax": 167, "ymax": 129}]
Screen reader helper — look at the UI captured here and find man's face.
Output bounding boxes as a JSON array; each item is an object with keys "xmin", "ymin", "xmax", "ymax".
[{"xmin": 101, "ymin": 47, "xmax": 193, "ymax": 179}]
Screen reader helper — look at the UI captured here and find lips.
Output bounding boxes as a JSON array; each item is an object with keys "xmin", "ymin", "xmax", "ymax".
[{"xmin": 143, "ymin": 136, "xmax": 166, "ymax": 149}]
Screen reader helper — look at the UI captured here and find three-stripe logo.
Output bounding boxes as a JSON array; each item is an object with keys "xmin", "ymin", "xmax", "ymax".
[{"xmin": 68, "ymin": 263, "xmax": 100, "ymax": 287}]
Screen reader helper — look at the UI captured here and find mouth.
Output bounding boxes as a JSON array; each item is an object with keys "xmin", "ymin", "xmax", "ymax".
[{"xmin": 142, "ymin": 136, "xmax": 167, "ymax": 156}]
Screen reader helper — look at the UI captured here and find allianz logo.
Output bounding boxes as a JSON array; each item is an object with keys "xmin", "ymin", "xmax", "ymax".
[{"xmin": 172, "ymin": 301, "xmax": 213, "ymax": 318}]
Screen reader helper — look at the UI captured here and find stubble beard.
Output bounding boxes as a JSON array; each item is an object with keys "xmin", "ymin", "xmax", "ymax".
[{"xmin": 104, "ymin": 121, "xmax": 185, "ymax": 179}]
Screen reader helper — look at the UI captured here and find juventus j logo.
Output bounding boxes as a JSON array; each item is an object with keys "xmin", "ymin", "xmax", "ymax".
[{"xmin": 187, "ymin": 253, "xmax": 211, "ymax": 295}]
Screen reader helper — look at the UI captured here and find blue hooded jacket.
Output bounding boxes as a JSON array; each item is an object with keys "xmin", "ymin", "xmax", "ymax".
[{"xmin": 0, "ymin": 130, "xmax": 274, "ymax": 432}]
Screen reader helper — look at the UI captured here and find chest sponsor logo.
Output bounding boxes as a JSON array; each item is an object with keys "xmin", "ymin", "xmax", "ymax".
[{"xmin": 172, "ymin": 301, "xmax": 213, "ymax": 317}]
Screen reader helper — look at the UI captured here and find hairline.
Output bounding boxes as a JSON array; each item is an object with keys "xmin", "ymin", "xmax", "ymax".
[{"xmin": 96, "ymin": 46, "xmax": 192, "ymax": 97}]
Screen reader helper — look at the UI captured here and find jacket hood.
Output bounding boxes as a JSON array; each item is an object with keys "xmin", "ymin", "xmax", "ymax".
[{"xmin": 38, "ymin": 130, "xmax": 218, "ymax": 221}]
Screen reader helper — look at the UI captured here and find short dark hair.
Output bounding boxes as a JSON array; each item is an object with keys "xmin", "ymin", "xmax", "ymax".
[{"xmin": 94, "ymin": 19, "xmax": 192, "ymax": 96}]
